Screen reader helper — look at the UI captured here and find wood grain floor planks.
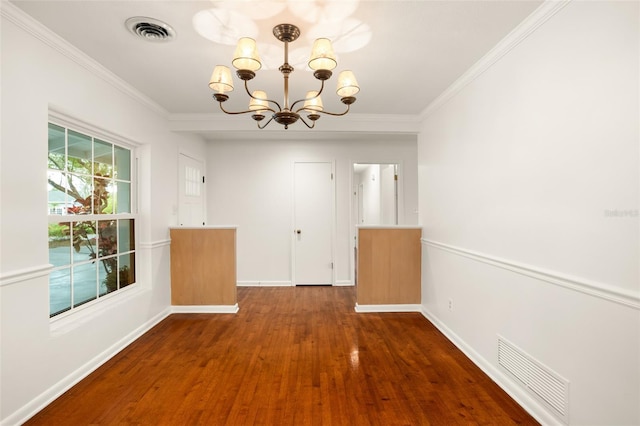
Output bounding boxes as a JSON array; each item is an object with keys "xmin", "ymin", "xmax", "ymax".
[{"xmin": 25, "ymin": 286, "xmax": 539, "ymax": 425}]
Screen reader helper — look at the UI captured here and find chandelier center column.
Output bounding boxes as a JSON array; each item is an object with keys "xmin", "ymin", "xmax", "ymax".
[
  {"xmin": 280, "ymin": 40, "xmax": 293, "ymax": 111},
  {"xmin": 273, "ymin": 24, "xmax": 300, "ymax": 112}
]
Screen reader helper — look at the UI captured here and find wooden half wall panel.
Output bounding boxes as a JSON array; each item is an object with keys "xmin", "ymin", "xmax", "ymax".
[
  {"xmin": 170, "ymin": 228, "xmax": 237, "ymax": 306},
  {"xmin": 357, "ymin": 227, "xmax": 422, "ymax": 305}
]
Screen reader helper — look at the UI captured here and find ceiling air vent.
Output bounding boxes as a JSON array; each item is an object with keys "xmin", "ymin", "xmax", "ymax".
[{"xmin": 126, "ymin": 17, "xmax": 175, "ymax": 42}]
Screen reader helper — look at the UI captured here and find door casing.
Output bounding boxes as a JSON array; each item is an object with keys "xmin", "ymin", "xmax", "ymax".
[{"xmin": 292, "ymin": 161, "xmax": 336, "ymax": 286}]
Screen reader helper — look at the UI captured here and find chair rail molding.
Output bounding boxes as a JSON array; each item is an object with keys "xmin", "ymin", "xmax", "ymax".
[
  {"xmin": 139, "ymin": 239, "xmax": 172, "ymax": 250},
  {"xmin": 0, "ymin": 263, "xmax": 52, "ymax": 287},
  {"xmin": 422, "ymin": 239, "xmax": 640, "ymax": 310}
]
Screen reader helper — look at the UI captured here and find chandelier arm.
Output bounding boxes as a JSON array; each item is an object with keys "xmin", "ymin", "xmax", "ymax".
[
  {"xmin": 297, "ymin": 115, "xmax": 316, "ymax": 129},
  {"xmin": 312, "ymin": 104, "xmax": 351, "ymax": 117},
  {"xmin": 290, "ymin": 80, "xmax": 326, "ymax": 112},
  {"xmin": 244, "ymin": 80, "xmax": 282, "ymax": 112},
  {"xmin": 256, "ymin": 116, "xmax": 275, "ymax": 129},
  {"xmin": 295, "ymin": 102, "xmax": 352, "ymax": 117},
  {"xmin": 217, "ymin": 102, "xmax": 271, "ymax": 115}
]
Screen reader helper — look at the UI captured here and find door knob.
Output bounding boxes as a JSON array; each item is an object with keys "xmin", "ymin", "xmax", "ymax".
[{"xmin": 296, "ymin": 229, "xmax": 302, "ymax": 234}]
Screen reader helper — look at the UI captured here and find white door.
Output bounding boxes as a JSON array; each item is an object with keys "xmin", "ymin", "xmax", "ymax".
[
  {"xmin": 293, "ymin": 162, "xmax": 334, "ymax": 285},
  {"xmin": 178, "ymin": 153, "xmax": 205, "ymax": 226}
]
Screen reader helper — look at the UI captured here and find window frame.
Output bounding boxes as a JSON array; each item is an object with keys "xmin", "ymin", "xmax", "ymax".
[{"xmin": 47, "ymin": 111, "xmax": 139, "ymax": 321}]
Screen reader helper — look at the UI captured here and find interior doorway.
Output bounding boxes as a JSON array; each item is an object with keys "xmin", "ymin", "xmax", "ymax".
[
  {"xmin": 352, "ymin": 163, "xmax": 400, "ymax": 285},
  {"xmin": 293, "ymin": 161, "xmax": 335, "ymax": 285},
  {"xmin": 353, "ymin": 163, "xmax": 398, "ymax": 226},
  {"xmin": 178, "ymin": 153, "xmax": 205, "ymax": 226}
]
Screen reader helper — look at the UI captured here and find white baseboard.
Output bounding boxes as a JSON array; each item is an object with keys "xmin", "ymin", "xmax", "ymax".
[
  {"xmin": 3, "ymin": 307, "xmax": 171, "ymax": 426},
  {"xmin": 171, "ymin": 304, "xmax": 239, "ymax": 313},
  {"xmin": 354, "ymin": 303, "xmax": 422, "ymax": 313},
  {"xmin": 420, "ymin": 307, "xmax": 561, "ymax": 426},
  {"xmin": 237, "ymin": 281, "xmax": 292, "ymax": 287},
  {"xmin": 238, "ymin": 281, "xmax": 354, "ymax": 287}
]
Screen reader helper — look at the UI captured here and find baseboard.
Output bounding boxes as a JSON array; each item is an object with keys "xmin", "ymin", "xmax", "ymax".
[
  {"xmin": 171, "ymin": 304, "xmax": 239, "ymax": 313},
  {"xmin": 419, "ymin": 307, "xmax": 562, "ymax": 426},
  {"xmin": 237, "ymin": 281, "xmax": 353, "ymax": 287},
  {"xmin": 354, "ymin": 303, "xmax": 422, "ymax": 313},
  {"xmin": 3, "ymin": 307, "xmax": 172, "ymax": 426},
  {"xmin": 237, "ymin": 281, "xmax": 292, "ymax": 287}
]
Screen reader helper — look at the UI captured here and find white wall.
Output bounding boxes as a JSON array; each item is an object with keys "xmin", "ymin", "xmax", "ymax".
[
  {"xmin": 355, "ymin": 164, "xmax": 397, "ymax": 225},
  {"xmin": 206, "ymin": 137, "xmax": 418, "ymax": 286},
  {"xmin": 0, "ymin": 5, "xmax": 206, "ymax": 424},
  {"xmin": 418, "ymin": 1, "xmax": 639, "ymax": 425},
  {"xmin": 380, "ymin": 164, "xmax": 396, "ymax": 225},
  {"xmin": 359, "ymin": 164, "xmax": 381, "ymax": 224}
]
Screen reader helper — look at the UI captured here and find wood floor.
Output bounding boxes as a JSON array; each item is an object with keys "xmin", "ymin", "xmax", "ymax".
[{"xmin": 26, "ymin": 287, "xmax": 539, "ymax": 425}]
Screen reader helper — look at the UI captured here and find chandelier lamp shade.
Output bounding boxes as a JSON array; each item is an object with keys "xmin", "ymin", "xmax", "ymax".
[{"xmin": 209, "ymin": 23, "xmax": 360, "ymax": 129}]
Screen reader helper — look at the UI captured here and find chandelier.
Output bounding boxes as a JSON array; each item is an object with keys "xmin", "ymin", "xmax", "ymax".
[{"xmin": 208, "ymin": 23, "xmax": 360, "ymax": 130}]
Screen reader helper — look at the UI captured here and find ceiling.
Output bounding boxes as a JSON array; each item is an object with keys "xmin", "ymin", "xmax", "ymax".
[{"xmin": 11, "ymin": 0, "xmax": 542, "ymax": 121}]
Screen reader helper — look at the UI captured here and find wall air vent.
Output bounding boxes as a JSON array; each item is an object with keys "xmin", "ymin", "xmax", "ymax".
[
  {"xmin": 498, "ymin": 336, "xmax": 569, "ymax": 424},
  {"xmin": 126, "ymin": 17, "xmax": 176, "ymax": 42}
]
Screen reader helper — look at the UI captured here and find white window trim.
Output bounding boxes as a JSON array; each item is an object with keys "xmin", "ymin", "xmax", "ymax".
[{"xmin": 47, "ymin": 110, "xmax": 141, "ymax": 322}]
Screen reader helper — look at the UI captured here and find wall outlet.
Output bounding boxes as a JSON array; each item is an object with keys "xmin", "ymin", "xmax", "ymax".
[{"xmin": 448, "ymin": 299, "xmax": 453, "ymax": 311}]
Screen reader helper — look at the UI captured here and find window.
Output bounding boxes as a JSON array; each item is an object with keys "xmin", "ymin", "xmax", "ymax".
[{"xmin": 47, "ymin": 122, "xmax": 136, "ymax": 317}]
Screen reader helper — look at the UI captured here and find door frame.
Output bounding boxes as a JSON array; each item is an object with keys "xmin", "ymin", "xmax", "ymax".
[
  {"xmin": 349, "ymin": 160, "xmax": 404, "ymax": 286},
  {"xmin": 178, "ymin": 152, "xmax": 206, "ymax": 227},
  {"xmin": 291, "ymin": 160, "xmax": 337, "ymax": 286}
]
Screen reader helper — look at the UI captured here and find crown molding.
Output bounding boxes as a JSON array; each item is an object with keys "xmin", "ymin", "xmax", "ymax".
[
  {"xmin": 168, "ymin": 113, "xmax": 422, "ymax": 139},
  {"xmin": 419, "ymin": 0, "xmax": 572, "ymax": 121},
  {"xmin": 1, "ymin": 1, "xmax": 169, "ymax": 118}
]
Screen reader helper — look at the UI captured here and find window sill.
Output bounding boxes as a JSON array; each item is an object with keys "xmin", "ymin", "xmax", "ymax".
[{"xmin": 50, "ymin": 284, "xmax": 144, "ymax": 336}]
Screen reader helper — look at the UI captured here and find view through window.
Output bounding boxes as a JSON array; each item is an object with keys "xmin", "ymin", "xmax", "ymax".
[{"xmin": 47, "ymin": 122, "xmax": 136, "ymax": 317}]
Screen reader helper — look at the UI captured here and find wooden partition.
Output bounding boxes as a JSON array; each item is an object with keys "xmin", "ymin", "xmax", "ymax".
[
  {"xmin": 170, "ymin": 227, "xmax": 237, "ymax": 307},
  {"xmin": 357, "ymin": 226, "xmax": 422, "ymax": 309}
]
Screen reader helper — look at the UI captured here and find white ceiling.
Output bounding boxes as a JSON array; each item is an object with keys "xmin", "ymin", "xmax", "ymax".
[{"xmin": 11, "ymin": 0, "xmax": 543, "ymax": 119}]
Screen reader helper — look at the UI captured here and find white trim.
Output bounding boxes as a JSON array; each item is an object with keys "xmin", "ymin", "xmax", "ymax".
[
  {"xmin": 357, "ymin": 225, "xmax": 422, "ymax": 230},
  {"xmin": 0, "ymin": 264, "xmax": 52, "ymax": 287},
  {"xmin": 419, "ymin": 0, "xmax": 572, "ymax": 121},
  {"xmin": 48, "ymin": 109, "xmax": 142, "ymax": 150},
  {"xmin": 177, "ymin": 153, "xmax": 207, "ymax": 227},
  {"xmin": 420, "ymin": 307, "xmax": 560, "ymax": 426},
  {"xmin": 168, "ymin": 113, "xmax": 422, "ymax": 136},
  {"xmin": 138, "ymin": 239, "xmax": 171, "ymax": 250},
  {"xmin": 171, "ymin": 304, "xmax": 239, "ymax": 314},
  {"xmin": 349, "ymin": 160, "xmax": 408, "ymax": 286},
  {"xmin": 237, "ymin": 281, "xmax": 292, "ymax": 287},
  {"xmin": 291, "ymin": 160, "xmax": 337, "ymax": 286},
  {"xmin": 49, "ymin": 285, "xmax": 144, "ymax": 334},
  {"xmin": 169, "ymin": 226, "xmax": 237, "ymax": 230},
  {"xmin": 354, "ymin": 303, "xmax": 422, "ymax": 313},
  {"xmin": 334, "ymin": 280, "xmax": 354, "ymax": 287},
  {"xmin": 1, "ymin": 2, "xmax": 167, "ymax": 118},
  {"xmin": 4, "ymin": 307, "xmax": 171, "ymax": 426},
  {"xmin": 422, "ymin": 239, "xmax": 640, "ymax": 310}
]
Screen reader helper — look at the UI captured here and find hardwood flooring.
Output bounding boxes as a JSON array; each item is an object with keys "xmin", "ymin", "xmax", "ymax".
[{"xmin": 26, "ymin": 286, "xmax": 539, "ymax": 425}]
